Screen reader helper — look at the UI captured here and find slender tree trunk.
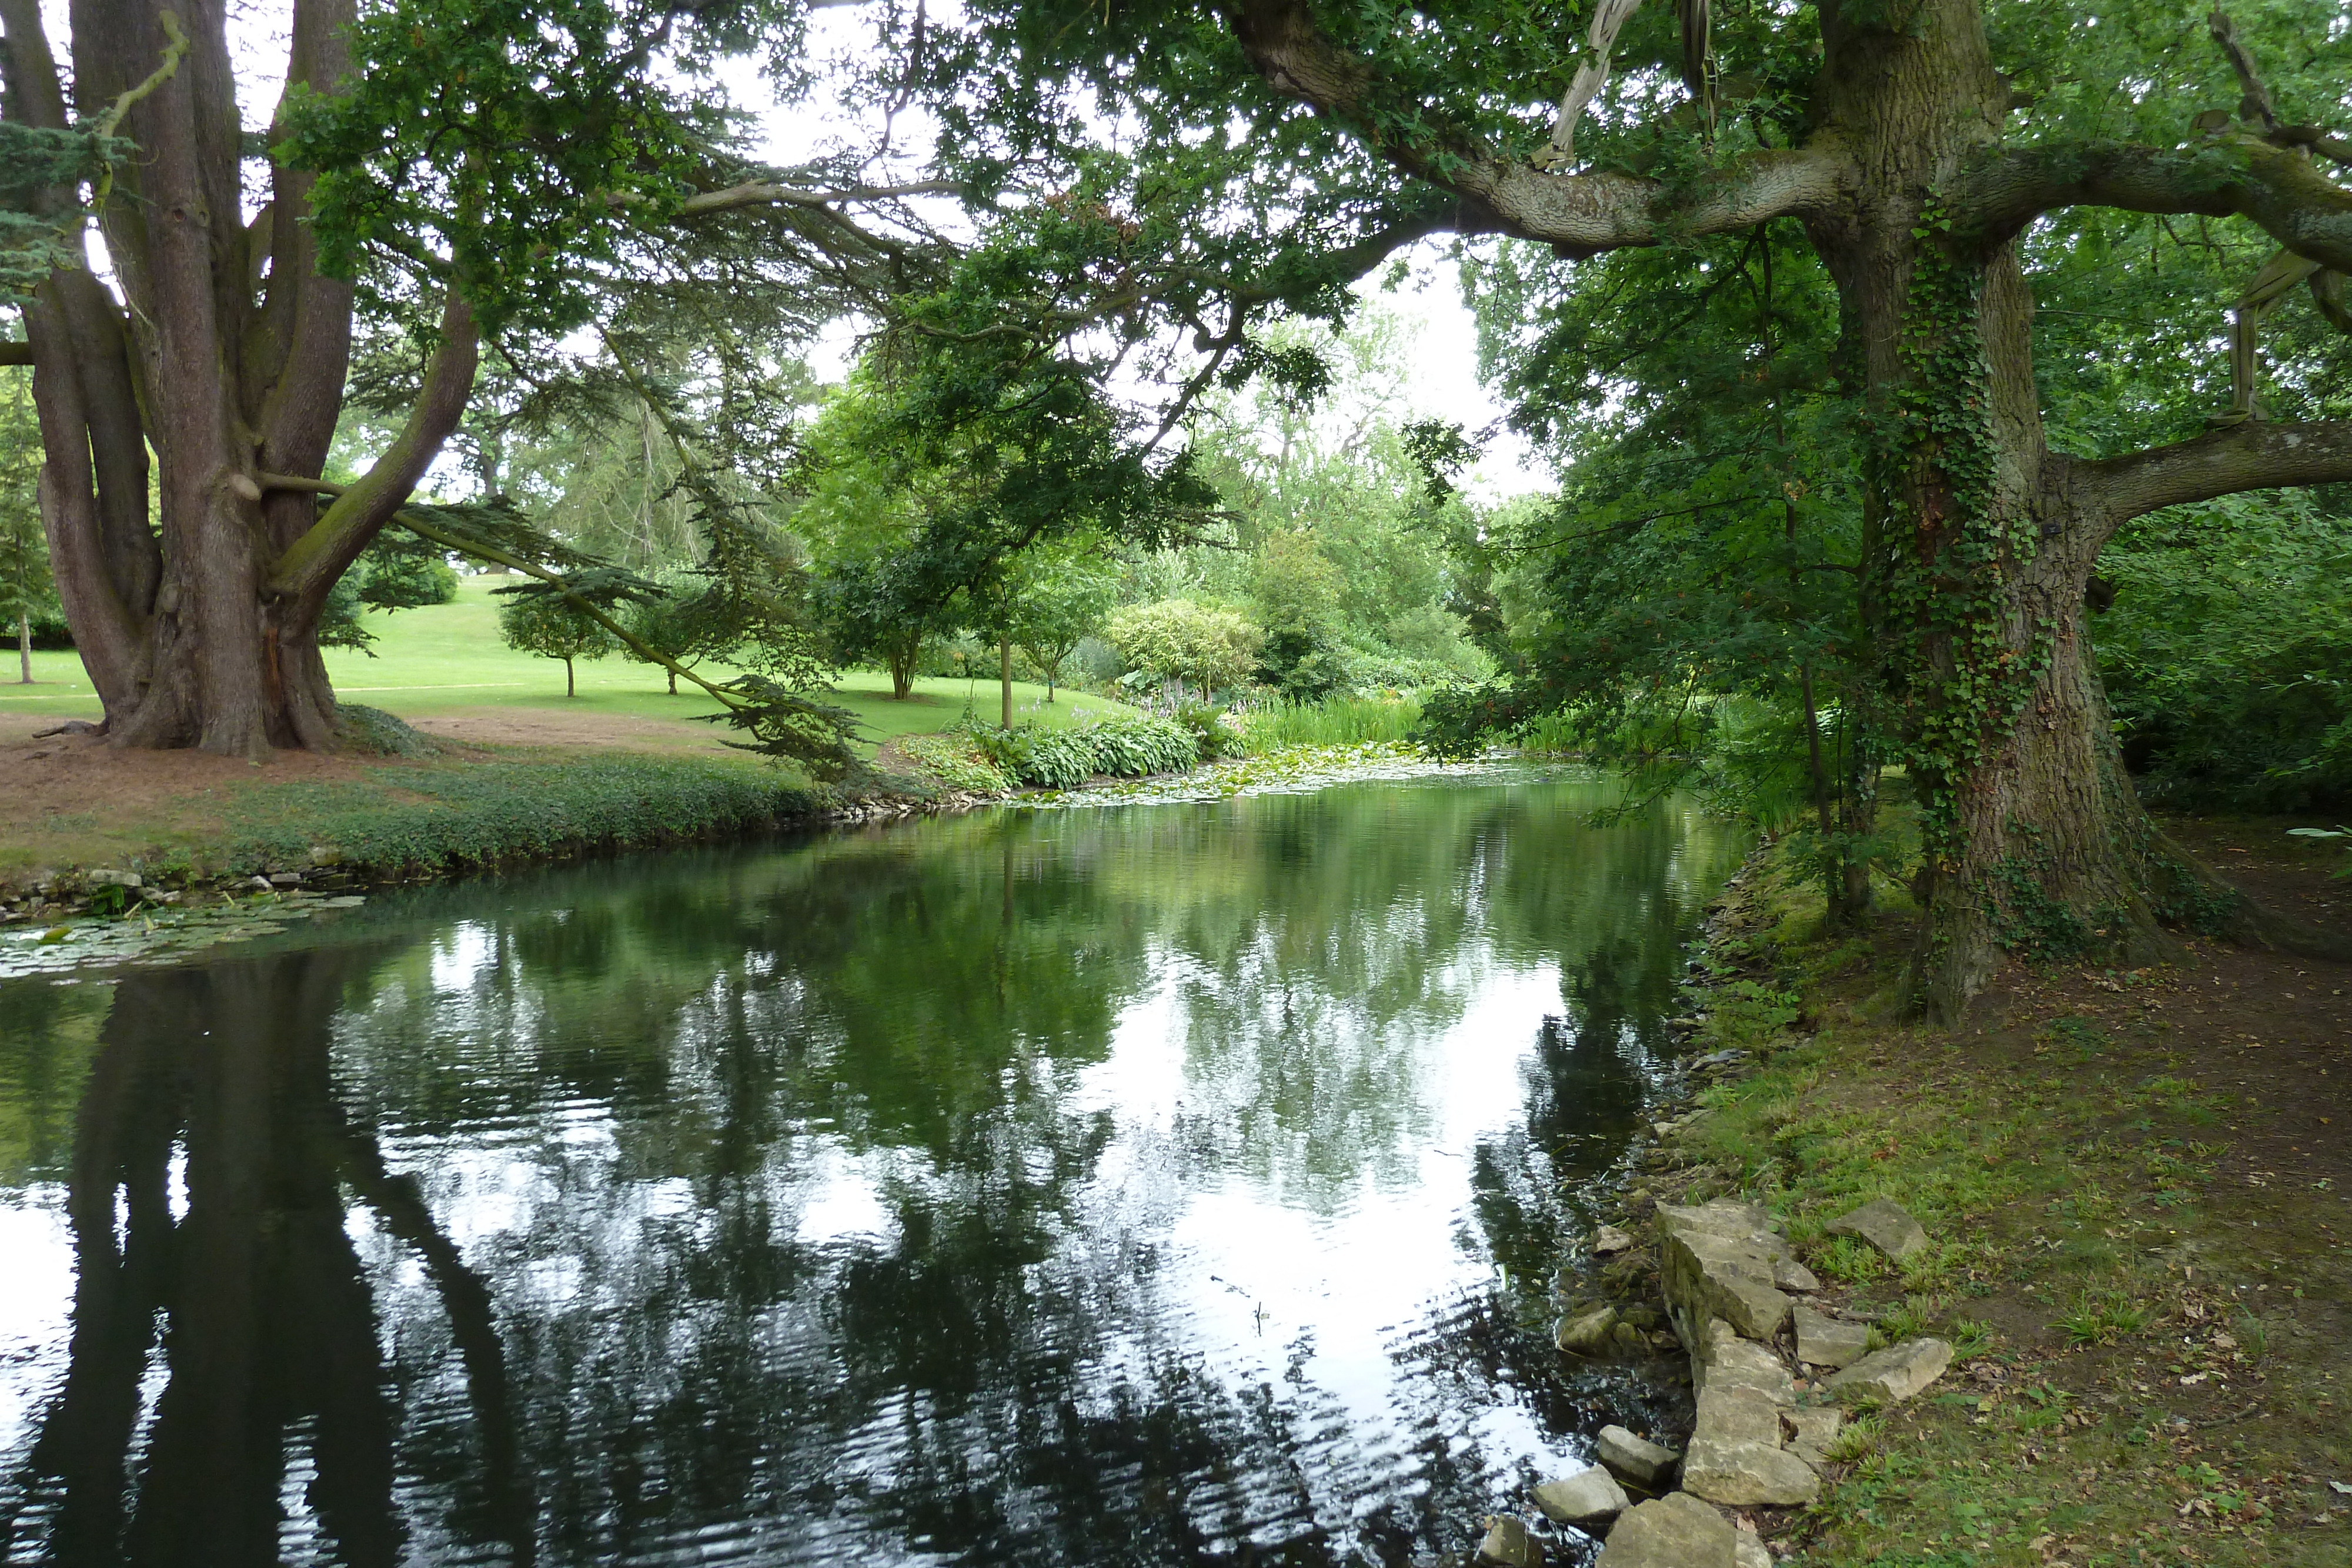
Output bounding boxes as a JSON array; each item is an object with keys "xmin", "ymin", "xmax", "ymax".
[
  {"xmin": 16, "ymin": 609, "xmax": 28, "ymax": 683},
  {"xmin": 666, "ymin": 668, "xmax": 677, "ymax": 695},
  {"xmin": 888, "ymin": 638, "xmax": 918, "ymax": 700},
  {"xmin": 563, "ymin": 657, "xmax": 575, "ymax": 698},
  {"xmin": 1000, "ymin": 637, "xmax": 1013, "ymax": 729}
]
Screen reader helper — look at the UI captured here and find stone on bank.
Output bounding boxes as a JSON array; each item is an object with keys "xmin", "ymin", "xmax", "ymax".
[
  {"xmin": 1823, "ymin": 1197, "xmax": 1928, "ymax": 1261},
  {"xmin": 1595, "ymin": 1425, "xmax": 1680, "ymax": 1490},
  {"xmin": 1533, "ymin": 1464, "xmax": 1631, "ymax": 1525},
  {"xmin": 1594, "ymin": 1492, "xmax": 1740, "ymax": 1568},
  {"xmin": 1824, "ymin": 1337, "xmax": 1954, "ymax": 1404},
  {"xmin": 1793, "ymin": 1302, "xmax": 1870, "ymax": 1369}
]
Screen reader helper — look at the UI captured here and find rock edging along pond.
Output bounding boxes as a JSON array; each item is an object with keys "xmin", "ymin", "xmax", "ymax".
[{"xmin": 1480, "ymin": 842, "xmax": 1967, "ymax": 1568}]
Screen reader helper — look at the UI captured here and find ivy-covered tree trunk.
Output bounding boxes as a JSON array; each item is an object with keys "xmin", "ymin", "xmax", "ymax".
[{"xmin": 1786, "ymin": 0, "xmax": 2351, "ymax": 1021}]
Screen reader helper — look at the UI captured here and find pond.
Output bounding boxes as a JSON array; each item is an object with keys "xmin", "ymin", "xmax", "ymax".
[{"xmin": 0, "ymin": 767, "xmax": 1743, "ymax": 1567}]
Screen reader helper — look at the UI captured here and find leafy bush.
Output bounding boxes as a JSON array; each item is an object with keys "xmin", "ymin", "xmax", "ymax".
[
  {"xmin": 898, "ymin": 732, "xmax": 1014, "ymax": 793},
  {"xmin": 2095, "ymin": 493, "xmax": 2352, "ymax": 811},
  {"xmin": 1103, "ymin": 599, "xmax": 1262, "ymax": 696},
  {"xmin": 1164, "ymin": 698, "xmax": 1245, "ymax": 760},
  {"xmin": 963, "ymin": 714, "xmax": 1201, "ymax": 787}
]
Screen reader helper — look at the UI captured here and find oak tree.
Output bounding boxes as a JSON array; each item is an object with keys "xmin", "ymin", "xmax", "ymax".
[{"xmin": 902, "ymin": 0, "xmax": 2352, "ymax": 1015}]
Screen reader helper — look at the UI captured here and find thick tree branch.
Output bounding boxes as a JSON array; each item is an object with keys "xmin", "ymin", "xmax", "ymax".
[
  {"xmin": 265, "ymin": 292, "xmax": 479, "ymax": 607},
  {"xmin": 2079, "ymin": 420, "xmax": 2352, "ymax": 524},
  {"xmin": 250, "ymin": 0, "xmax": 356, "ymax": 474},
  {"xmin": 673, "ymin": 179, "xmax": 961, "ymax": 218},
  {"xmin": 2273, "ymin": 126, "xmax": 2352, "ymax": 169},
  {"xmin": 1223, "ymin": 0, "xmax": 1850, "ymax": 255},
  {"xmin": 263, "ymin": 470, "xmax": 756, "ymax": 713},
  {"xmin": 1953, "ymin": 138, "xmax": 2352, "ymax": 272}
]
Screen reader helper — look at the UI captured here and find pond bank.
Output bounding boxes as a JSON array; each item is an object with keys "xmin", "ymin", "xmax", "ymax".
[
  {"xmin": 1550, "ymin": 826, "xmax": 2352, "ymax": 1567},
  {"xmin": 0, "ymin": 723, "xmax": 906, "ymax": 914},
  {"xmin": 0, "ymin": 724, "xmax": 1465, "ymax": 962},
  {"xmin": 0, "ymin": 761, "xmax": 1738, "ymax": 1564}
]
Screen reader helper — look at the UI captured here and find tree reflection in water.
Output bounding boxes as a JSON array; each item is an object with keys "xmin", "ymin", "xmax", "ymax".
[
  {"xmin": 0, "ymin": 773, "xmax": 1739, "ymax": 1567},
  {"xmin": 1, "ymin": 952, "xmax": 530, "ymax": 1567}
]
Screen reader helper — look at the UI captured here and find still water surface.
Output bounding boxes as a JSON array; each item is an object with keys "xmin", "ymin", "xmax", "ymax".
[{"xmin": 0, "ymin": 768, "xmax": 1739, "ymax": 1566}]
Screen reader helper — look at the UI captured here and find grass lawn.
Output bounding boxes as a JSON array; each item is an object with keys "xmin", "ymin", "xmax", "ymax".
[{"xmin": 0, "ymin": 574, "xmax": 1132, "ymax": 753}]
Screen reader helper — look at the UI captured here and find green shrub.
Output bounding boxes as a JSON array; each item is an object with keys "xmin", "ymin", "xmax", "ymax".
[
  {"xmin": 1103, "ymin": 599, "xmax": 1262, "ymax": 696},
  {"xmin": 899, "ymin": 733, "xmax": 1014, "ymax": 793},
  {"xmin": 964, "ymin": 714, "xmax": 1201, "ymax": 787}
]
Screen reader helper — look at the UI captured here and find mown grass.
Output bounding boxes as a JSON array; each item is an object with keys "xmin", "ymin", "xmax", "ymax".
[
  {"xmin": 11, "ymin": 751, "xmax": 836, "ymax": 890},
  {"xmin": 222, "ymin": 753, "xmax": 833, "ymax": 880},
  {"xmin": 0, "ymin": 577, "xmax": 1135, "ymax": 753},
  {"xmin": 1646, "ymin": 838, "xmax": 2352, "ymax": 1567}
]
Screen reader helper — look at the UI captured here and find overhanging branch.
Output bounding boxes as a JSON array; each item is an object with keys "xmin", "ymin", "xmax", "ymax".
[
  {"xmin": 265, "ymin": 290, "xmax": 479, "ymax": 606},
  {"xmin": 2079, "ymin": 420, "xmax": 2352, "ymax": 524},
  {"xmin": 674, "ymin": 179, "xmax": 962, "ymax": 218},
  {"xmin": 1953, "ymin": 138, "xmax": 2352, "ymax": 273},
  {"xmin": 1224, "ymin": 0, "xmax": 1849, "ymax": 255}
]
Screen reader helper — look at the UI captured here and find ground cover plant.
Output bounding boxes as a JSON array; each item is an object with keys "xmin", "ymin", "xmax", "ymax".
[{"xmin": 1619, "ymin": 824, "xmax": 2352, "ymax": 1567}]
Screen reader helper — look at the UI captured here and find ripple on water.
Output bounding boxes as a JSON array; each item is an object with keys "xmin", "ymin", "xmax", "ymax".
[{"xmin": 0, "ymin": 769, "xmax": 1735, "ymax": 1566}]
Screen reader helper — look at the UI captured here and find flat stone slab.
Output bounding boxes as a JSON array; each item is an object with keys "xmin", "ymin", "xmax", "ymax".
[
  {"xmin": 1825, "ymin": 1337, "xmax": 1953, "ymax": 1404},
  {"xmin": 1683, "ymin": 1437, "xmax": 1822, "ymax": 1507},
  {"xmin": 1659, "ymin": 1227, "xmax": 1792, "ymax": 1343},
  {"xmin": 1698, "ymin": 1338, "xmax": 1795, "ymax": 1405},
  {"xmin": 1694, "ymin": 1385, "xmax": 1783, "ymax": 1449},
  {"xmin": 1533, "ymin": 1465, "xmax": 1631, "ymax": 1524},
  {"xmin": 1595, "ymin": 1425, "xmax": 1680, "ymax": 1489},
  {"xmin": 1794, "ymin": 1303, "xmax": 1871, "ymax": 1369},
  {"xmin": 1595, "ymin": 1493, "xmax": 1737, "ymax": 1568},
  {"xmin": 1735, "ymin": 1534, "xmax": 1772, "ymax": 1568},
  {"xmin": 1824, "ymin": 1197, "xmax": 1928, "ymax": 1261},
  {"xmin": 1773, "ymin": 1254, "xmax": 1821, "ymax": 1292},
  {"xmin": 1592, "ymin": 1223, "xmax": 1635, "ymax": 1254},
  {"xmin": 1657, "ymin": 1199, "xmax": 1782, "ymax": 1247},
  {"xmin": 1785, "ymin": 1406, "xmax": 1845, "ymax": 1467}
]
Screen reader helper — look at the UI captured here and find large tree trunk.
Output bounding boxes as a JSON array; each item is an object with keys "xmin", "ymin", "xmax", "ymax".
[
  {"xmin": 2, "ymin": 0, "xmax": 473, "ymax": 757},
  {"xmin": 1219, "ymin": 0, "xmax": 2352, "ymax": 1024},
  {"xmin": 1802, "ymin": 0, "xmax": 2225, "ymax": 1019}
]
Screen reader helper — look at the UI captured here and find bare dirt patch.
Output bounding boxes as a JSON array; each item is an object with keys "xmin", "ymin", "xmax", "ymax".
[
  {"xmin": 2, "ymin": 728, "xmax": 377, "ymax": 875},
  {"xmin": 405, "ymin": 705, "xmax": 730, "ymax": 753}
]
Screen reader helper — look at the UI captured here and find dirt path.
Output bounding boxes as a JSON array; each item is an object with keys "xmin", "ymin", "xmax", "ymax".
[{"xmin": 405, "ymin": 705, "xmax": 732, "ymax": 752}]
